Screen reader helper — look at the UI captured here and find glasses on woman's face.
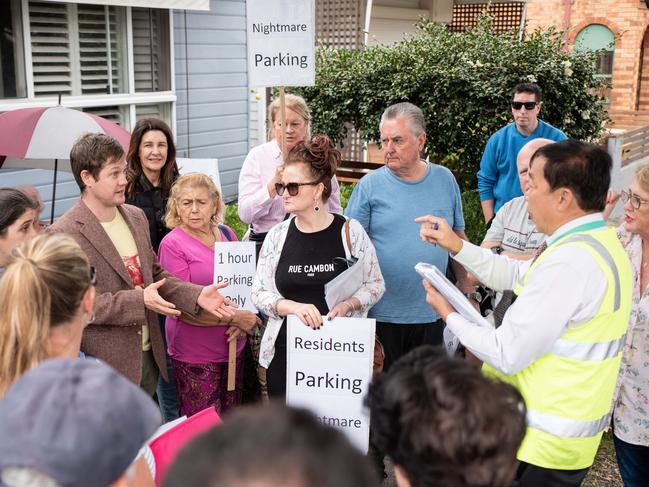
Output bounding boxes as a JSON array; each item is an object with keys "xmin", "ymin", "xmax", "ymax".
[
  {"xmin": 275, "ymin": 181, "xmax": 319, "ymax": 196},
  {"xmin": 621, "ymin": 190, "xmax": 649, "ymax": 210},
  {"xmin": 89, "ymin": 266, "xmax": 97, "ymax": 286}
]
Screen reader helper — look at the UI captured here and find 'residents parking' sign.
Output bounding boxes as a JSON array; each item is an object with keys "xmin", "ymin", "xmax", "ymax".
[{"xmin": 246, "ymin": 0, "xmax": 315, "ymax": 87}]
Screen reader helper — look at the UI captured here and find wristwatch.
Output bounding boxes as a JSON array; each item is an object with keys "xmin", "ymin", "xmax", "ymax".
[
  {"xmin": 465, "ymin": 291, "xmax": 483, "ymax": 303},
  {"xmin": 491, "ymin": 245, "xmax": 504, "ymax": 255}
]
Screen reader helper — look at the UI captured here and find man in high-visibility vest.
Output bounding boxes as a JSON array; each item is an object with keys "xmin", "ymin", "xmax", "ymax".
[{"xmin": 416, "ymin": 139, "xmax": 632, "ymax": 487}]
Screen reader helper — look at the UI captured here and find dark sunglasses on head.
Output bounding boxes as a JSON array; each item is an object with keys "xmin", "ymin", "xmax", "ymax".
[
  {"xmin": 275, "ymin": 181, "xmax": 319, "ymax": 196},
  {"xmin": 89, "ymin": 266, "xmax": 97, "ymax": 286},
  {"xmin": 511, "ymin": 101, "xmax": 538, "ymax": 110}
]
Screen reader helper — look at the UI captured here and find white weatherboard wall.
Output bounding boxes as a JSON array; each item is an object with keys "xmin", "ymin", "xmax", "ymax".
[
  {"xmin": 367, "ymin": 5, "xmax": 429, "ymax": 46},
  {"xmin": 174, "ymin": 0, "xmax": 249, "ymax": 203}
]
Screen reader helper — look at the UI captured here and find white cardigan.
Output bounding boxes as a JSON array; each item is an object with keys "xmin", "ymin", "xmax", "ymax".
[{"xmin": 252, "ymin": 216, "xmax": 385, "ymax": 368}]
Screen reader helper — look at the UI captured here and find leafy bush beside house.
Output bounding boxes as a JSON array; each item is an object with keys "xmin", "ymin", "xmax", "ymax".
[{"xmin": 294, "ymin": 17, "xmax": 609, "ymax": 192}]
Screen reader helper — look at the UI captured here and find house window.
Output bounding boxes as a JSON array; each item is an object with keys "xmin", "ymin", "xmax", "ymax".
[
  {"xmin": 29, "ymin": 1, "xmax": 128, "ymax": 97},
  {"xmin": 136, "ymin": 102, "xmax": 171, "ymax": 121},
  {"xmin": 0, "ymin": 2, "xmax": 174, "ymax": 131},
  {"xmin": 132, "ymin": 8, "xmax": 171, "ymax": 92},
  {"xmin": 0, "ymin": 0, "xmax": 27, "ymax": 98},
  {"xmin": 574, "ymin": 24, "xmax": 615, "ymax": 102}
]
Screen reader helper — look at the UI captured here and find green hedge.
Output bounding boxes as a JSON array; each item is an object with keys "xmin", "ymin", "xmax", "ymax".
[{"xmin": 293, "ymin": 17, "xmax": 609, "ymax": 192}]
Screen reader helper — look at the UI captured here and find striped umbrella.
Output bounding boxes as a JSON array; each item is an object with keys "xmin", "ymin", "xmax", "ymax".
[{"xmin": 0, "ymin": 104, "xmax": 131, "ymax": 222}]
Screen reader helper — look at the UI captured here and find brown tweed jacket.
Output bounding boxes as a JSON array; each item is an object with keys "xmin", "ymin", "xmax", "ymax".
[{"xmin": 49, "ymin": 200, "xmax": 202, "ymax": 385}]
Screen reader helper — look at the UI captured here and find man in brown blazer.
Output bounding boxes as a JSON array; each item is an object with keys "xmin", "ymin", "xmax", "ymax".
[{"xmin": 49, "ymin": 133, "xmax": 235, "ymax": 394}]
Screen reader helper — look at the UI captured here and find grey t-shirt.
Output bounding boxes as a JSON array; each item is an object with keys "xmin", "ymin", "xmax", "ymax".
[{"xmin": 483, "ymin": 196, "xmax": 546, "ymax": 253}]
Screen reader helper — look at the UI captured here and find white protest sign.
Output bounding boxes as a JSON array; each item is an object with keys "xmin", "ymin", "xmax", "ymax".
[
  {"xmin": 286, "ymin": 315, "xmax": 375, "ymax": 453},
  {"xmin": 213, "ymin": 242, "xmax": 256, "ymax": 311},
  {"xmin": 177, "ymin": 158, "xmax": 221, "ymax": 191},
  {"xmin": 246, "ymin": 0, "xmax": 315, "ymax": 87}
]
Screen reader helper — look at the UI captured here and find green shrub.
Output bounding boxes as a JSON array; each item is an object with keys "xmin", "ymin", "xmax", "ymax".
[
  {"xmin": 294, "ymin": 17, "xmax": 608, "ymax": 192},
  {"xmin": 225, "ymin": 204, "xmax": 248, "ymax": 240},
  {"xmin": 339, "ymin": 183, "xmax": 354, "ymax": 210},
  {"xmin": 462, "ymin": 190, "xmax": 487, "ymax": 245}
]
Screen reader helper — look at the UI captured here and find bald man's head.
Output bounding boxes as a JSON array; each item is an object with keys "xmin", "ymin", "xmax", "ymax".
[{"xmin": 517, "ymin": 138, "xmax": 554, "ymax": 193}]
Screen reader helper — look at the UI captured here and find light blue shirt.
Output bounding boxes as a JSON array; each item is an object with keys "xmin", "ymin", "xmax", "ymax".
[
  {"xmin": 345, "ymin": 163, "xmax": 464, "ymax": 323},
  {"xmin": 477, "ymin": 120, "xmax": 566, "ymax": 213}
]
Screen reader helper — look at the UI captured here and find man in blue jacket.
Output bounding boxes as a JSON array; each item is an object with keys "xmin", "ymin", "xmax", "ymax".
[{"xmin": 478, "ymin": 83, "xmax": 566, "ymax": 225}]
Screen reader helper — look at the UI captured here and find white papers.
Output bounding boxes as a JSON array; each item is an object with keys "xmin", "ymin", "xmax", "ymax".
[
  {"xmin": 415, "ymin": 262, "xmax": 491, "ymax": 327},
  {"xmin": 415, "ymin": 262, "xmax": 492, "ymax": 355},
  {"xmin": 324, "ymin": 253, "xmax": 366, "ymax": 310}
]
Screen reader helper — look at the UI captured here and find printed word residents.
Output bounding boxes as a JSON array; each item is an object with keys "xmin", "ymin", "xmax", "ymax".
[
  {"xmin": 254, "ymin": 53, "xmax": 308, "ymax": 69},
  {"xmin": 294, "ymin": 336, "xmax": 365, "ymax": 354},
  {"xmin": 295, "ymin": 371, "xmax": 363, "ymax": 395},
  {"xmin": 251, "ymin": 22, "xmax": 308, "ymax": 35}
]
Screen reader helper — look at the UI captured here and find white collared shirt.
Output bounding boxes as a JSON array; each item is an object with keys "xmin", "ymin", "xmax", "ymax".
[{"xmin": 447, "ymin": 213, "xmax": 609, "ymax": 375}]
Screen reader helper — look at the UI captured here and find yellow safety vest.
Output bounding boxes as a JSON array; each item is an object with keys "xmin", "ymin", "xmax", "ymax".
[{"xmin": 484, "ymin": 224, "xmax": 631, "ymax": 470}]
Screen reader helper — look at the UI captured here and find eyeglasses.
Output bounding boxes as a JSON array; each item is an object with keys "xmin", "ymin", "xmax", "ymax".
[
  {"xmin": 511, "ymin": 101, "xmax": 538, "ymax": 111},
  {"xmin": 275, "ymin": 181, "xmax": 319, "ymax": 196},
  {"xmin": 621, "ymin": 190, "xmax": 649, "ymax": 210},
  {"xmin": 89, "ymin": 266, "xmax": 97, "ymax": 286}
]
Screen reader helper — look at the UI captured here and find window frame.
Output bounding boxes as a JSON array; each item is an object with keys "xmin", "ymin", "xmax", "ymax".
[
  {"xmin": 574, "ymin": 23, "xmax": 615, "ymax": 104},
  {"xmin": 0, "ymin": 0, "xmax": 176, "ymax": 134}
]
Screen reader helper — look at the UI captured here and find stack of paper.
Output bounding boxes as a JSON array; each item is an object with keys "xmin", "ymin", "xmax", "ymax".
[{"xmin": 415, "ymin": 262, "xmax": 493, "ymax": 355}]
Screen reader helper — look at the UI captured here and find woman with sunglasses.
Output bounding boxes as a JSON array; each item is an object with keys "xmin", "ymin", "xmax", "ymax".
[
  {"xmin": 238, "ymin": 94, "xmax": 343, "ymax": 257},
  {"xmin": 252, "ymin": 135, "xmax": 384, "ymax": 398},
  {"xmin": 605, "ymin": 165, "xmax": 649, "ymax": 484},
  {"xmin": 0, "ymin": 233, "xmax": 96, "ymax": 397}
]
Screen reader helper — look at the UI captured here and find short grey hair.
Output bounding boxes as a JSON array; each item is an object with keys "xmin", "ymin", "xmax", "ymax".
[{"xmin": 380, "ymin": 102, "xmax": 426, "ymax": 137}]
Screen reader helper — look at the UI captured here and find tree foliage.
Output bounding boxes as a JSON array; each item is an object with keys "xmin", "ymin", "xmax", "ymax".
[{"xmin": 293, "ymin": 17, "xmax": 609, "ymax": 191}]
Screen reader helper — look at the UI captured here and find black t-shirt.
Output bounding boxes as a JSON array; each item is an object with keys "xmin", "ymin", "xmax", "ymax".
[{"xmin": 275, "ymin": 213, "xmax": 347, "ymax": 315}]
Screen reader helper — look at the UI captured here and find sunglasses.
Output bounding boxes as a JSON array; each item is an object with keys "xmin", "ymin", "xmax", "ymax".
[
  {"xmin": 511, "ymin": 101, "xmax": 538, "ymax": 110},
  {"xmin": 89, "ymin": 266, "xmax": 97, "ymax": 286},
  {"xmin": 333, "ymin": 256, "xmax": 359, "ymax": 269},
  {"xmin": 275, "ymin": 181, "xmax": 319, "ymax": 196},
  {"xmin": 621, "ymin": 190, "xmax": 649, "ymax": 210}
]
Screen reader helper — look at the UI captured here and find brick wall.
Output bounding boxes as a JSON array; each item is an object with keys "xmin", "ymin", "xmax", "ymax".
[{"xmin": 526, "ymin": 0, "xmax": 649, "ymax": 120}]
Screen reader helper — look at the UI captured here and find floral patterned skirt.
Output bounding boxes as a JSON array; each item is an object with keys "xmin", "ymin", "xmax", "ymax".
[{"xmin": 171, "ymin": 355, "xmax": 244, "ymax": 417}]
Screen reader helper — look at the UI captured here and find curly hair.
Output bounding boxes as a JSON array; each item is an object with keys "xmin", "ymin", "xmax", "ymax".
[
  {"xmin": 367, "ymin": 346, "xmax": 527, "ymax": 487},
  {"xmin": 284, "ymin": 134, "xmax": 340, "ymax": 202},
  {"xmin": 164, "ymin": 173, "xmax": 225, "ymax": 229}
]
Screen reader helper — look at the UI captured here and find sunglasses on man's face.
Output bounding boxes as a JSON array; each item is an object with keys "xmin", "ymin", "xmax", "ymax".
[
  {"xmin": 275, "ymin": 181, "xmax": 319, "ymax": 196},
  {"xmin": 511, "ymin": 101, "xmax": 538, "ymax": 111}
]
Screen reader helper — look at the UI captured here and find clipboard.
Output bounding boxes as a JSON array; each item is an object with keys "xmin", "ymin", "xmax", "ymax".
[{"xmin": 415, "ymin": 262, "xmax": 492, "ymax": 355}]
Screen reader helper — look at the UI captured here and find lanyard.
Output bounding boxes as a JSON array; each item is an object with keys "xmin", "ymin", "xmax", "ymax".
[{"xmin": 550, "ymin": 220, "xmax": 607, "ymax": 247}]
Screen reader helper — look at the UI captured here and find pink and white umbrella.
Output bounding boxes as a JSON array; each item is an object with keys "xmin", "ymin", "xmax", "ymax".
[{"xmin": 0, "ymin": 105, "xmax": 131, "ymax": 222}]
